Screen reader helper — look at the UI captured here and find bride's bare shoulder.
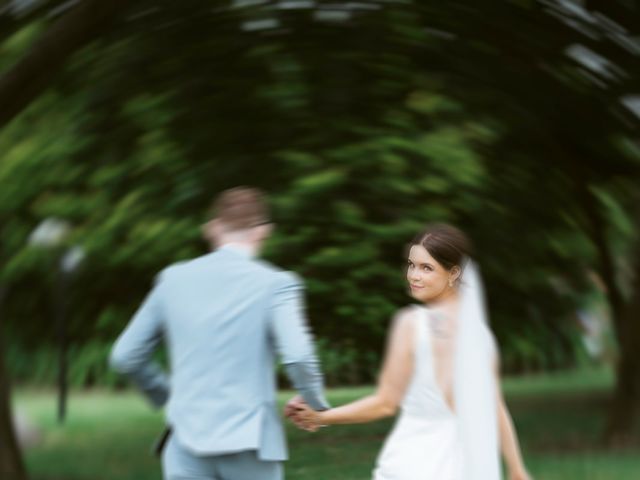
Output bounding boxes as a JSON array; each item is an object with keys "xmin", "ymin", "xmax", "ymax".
[
  {"xmin": 390, "ymin": 305, "xmax": 420, "ymax": 331},
  {"xmin": 396, "ymin": 304, "xmax": 422, "ymax": 319}
]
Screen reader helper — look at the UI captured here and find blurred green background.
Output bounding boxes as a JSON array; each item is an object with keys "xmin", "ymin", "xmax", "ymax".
[{"xmin": 1, "ymin": 0, "xmax": 639, "ymax": 478}]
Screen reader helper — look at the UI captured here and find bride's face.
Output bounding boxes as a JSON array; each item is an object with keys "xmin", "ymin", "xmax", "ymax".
[{"xmin": 406, "ymin": 245, "xmax": 451, "ymax": 302}]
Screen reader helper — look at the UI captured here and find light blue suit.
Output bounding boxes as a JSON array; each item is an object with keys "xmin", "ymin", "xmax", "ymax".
[{"xmin": 110, "ymin": 246, "xmax": 328, "ymax": 479}]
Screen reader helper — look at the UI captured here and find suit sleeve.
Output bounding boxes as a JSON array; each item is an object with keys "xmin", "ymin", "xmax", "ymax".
[
  {"xmin": 269, "ymin": 272, "xmax": 330, "ymax": 411},
  {"xmin": 109, "ymin": 272, "xmax": 170, "ymax": 408}
]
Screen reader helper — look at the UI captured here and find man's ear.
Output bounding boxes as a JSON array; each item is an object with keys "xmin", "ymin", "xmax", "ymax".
[
  {"xmin": 253, "ymin": 223, "xmax": 273, "ymax": 242},
  {"xmin": 202, "ymin": 219, "xmax": 222, "ymax": 242}
]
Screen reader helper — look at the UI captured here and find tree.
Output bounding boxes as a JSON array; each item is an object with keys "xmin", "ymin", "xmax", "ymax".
[
  {"xmin": 0, "ymin": 0, "xmax": 134, "ymax": 128},
  {"xmin": 0, "ymin": 285, "xmax": 27, "ymax": 480},
  {"xmin": 1, "ymin": 7, "xmax": 639, "ymax": 476}
]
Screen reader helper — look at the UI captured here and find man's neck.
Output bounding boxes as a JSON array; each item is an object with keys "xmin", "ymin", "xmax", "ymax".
[{"xmin": 216, "ymin": 241, "xmax": 258, "ymax": 257}]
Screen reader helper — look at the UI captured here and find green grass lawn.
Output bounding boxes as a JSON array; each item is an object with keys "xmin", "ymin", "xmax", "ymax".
[{"xmin": 13, "ymin": 368, "xmax": 640, "ymax": 479}]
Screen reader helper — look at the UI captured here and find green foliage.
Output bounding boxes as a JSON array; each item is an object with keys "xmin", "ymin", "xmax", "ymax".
[
  {"xmin": 2, "ymin": 0, "xmax": 638, "ymax": 388},
  {"xmin": 314, "ymin": 338, "xmax": 380, "ymax": 386},
  {"xmin": 7, "ymin": 341, "xmax": 122, "ymax": 389}
]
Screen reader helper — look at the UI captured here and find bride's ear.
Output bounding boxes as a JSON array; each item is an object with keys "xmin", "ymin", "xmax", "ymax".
[{"xmin": 450, "ymin": 265, "xmax": 462, "ymax": 284}]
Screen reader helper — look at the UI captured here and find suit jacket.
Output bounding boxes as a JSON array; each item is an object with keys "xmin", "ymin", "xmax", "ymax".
[{"xmin": 110, "ymin": 246, "xmax": 324, "ymax": 461}]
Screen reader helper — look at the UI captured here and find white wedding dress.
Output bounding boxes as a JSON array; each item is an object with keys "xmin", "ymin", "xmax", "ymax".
[
  {"xmin": 373, "ymin": 306, "xmax": 464, "ymax": 480},
  {"xmin": 373, "ymin": 260, "xmax": 501, "ymax": 480}
]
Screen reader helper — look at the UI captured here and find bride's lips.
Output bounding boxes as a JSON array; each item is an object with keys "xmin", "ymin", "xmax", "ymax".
[{"xmin": 410, "ymin": 284, "xmax": 423, "ymax": 290}]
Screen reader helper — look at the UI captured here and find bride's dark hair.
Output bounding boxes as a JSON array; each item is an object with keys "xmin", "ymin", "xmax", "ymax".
[{"xmin": 410, "ymin": 223, "xmax": 473, "ymax": 271}]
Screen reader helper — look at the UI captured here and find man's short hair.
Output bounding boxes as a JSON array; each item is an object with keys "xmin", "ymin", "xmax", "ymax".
[{"xmin": 210, "ymin": 186, "xmax": 270, "ymax": 230}]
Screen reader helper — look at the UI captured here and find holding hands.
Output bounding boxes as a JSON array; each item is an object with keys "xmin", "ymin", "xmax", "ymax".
[{"xmin": 284, "ymin": 395, "xmax": 325, "ymax": 432}]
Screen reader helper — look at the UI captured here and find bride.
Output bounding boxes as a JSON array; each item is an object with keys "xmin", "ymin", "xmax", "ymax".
[{"xmin": 289, "ymin": 224, "xmax": 531, "ymax": 480}]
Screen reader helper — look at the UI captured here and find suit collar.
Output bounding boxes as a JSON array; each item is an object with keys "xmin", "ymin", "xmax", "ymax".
[{"xmin": 218, "ymin": 243, "xmax": 256, "ymax": 259}]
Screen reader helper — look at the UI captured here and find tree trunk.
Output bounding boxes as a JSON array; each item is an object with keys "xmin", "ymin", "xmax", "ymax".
[
  {"xmin": 574, "ymin": 183, "xmax": 640, "ymax": 442},
  {"xmin": 605, "ymin": 244, "xmax": 640, "ymax": 444},
  {"xmin": 0, "ymin": 286, "xmax": 28, "ymax": 480},
  {"xmin": 0, "ymin": 0, "xmax": 134, "ymax": 129},
  {"xmin": 578, "ymin": 187, "xmax": 626, "ymax": 343}
]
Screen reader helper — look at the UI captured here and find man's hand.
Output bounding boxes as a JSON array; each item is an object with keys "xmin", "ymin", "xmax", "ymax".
[
  {"xmin": 284, "ymin": 395, "xmax": 305, "ymax": 419},
  {"xmin": 290, "ymin": 402, "xmax": 324, "ymax": 432},
  {"xmin": 284, "ymin": 395, "xmax": 322, "ymax": 432}
]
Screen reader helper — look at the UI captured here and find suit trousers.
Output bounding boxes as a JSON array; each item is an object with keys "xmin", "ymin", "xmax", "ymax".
[{"xmin": 162, "ymin": 435, "xmax": 284, "ymax": 480}]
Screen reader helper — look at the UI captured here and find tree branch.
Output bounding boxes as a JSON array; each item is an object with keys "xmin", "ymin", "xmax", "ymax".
[
  {"xmin": 0, "ymin": 0, "xmax": 72, "ymax": 43},
  {"xmin": 0, "ymin": 0, "xmax": 134, "ymax": 129}
]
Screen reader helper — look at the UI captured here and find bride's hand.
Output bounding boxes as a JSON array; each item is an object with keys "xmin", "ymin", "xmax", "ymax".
[{"xmin": 290, "ymin": 403, "xmax": 324, "ymax": 432}]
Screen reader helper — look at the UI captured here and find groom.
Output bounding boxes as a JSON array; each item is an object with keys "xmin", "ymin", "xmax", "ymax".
[{"xmin": 110, "ymin": 186, "xmax": 329, "ymax": 480}]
